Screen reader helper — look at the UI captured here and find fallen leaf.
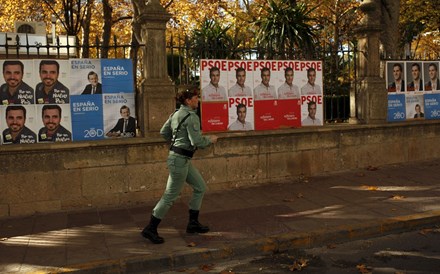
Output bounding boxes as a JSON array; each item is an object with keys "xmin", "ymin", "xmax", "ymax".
[
  {"xmin": 366, "ymin": 166, "xmax": 378, "ymax": 171},
  {"xmin": 356, "ymin": 264, "xmax": 372, "ymax": 274},
  {"xmin": 419, "ymin": 228, "xmax": 433, "ymax": 236},
  {"xmin": 187, "ymin": 242, "xmax": 197, "ymax": 247},
  {"xmin": 362, "ymin": 185, "xmax": 378, "ymax": 191},
  {"xmin": 390, "ymin": 195, "xmax": 405, "ymax": 200},
  {"xmin": 199, "ymin": 264, "xmax": 214, "ymax": 271},
  {"xmin": 298, "ymin": 173, "xmax": 309, "ymax": 183},
  {"xmin": 288, "ymin": 258, "xmax": 308, "ymax": 271}
]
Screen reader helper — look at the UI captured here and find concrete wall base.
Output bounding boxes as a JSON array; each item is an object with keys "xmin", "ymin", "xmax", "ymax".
[{"xmin": 1, "ymin": 121, "xmax": 440, "ymax": 218}]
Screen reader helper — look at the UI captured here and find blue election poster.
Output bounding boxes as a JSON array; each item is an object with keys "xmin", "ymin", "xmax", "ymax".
[
  {"xmin": 103, "ymin": 93, "xmax": 136, "ymax": 138},
  {"xmin": 101, "ymin": 59, "xmax": 134, "ymax": 93},
  {"xmin": 387, "ymin": 94, "xmax": 406, "ymax": 122},
  {"xmin": 70, "ymin": 59, "xmax": 102, "ymax": 95},
  {"xmin": 424, "ymin": 93, "xmax": 440, "ymax": 120},
  {"xmin": 405, "ymin": 94, "xmax": 424, "ymax": 120},
  {"xmin": 70, "ymin": 95, "xmax": 104, "ymax": 141}
]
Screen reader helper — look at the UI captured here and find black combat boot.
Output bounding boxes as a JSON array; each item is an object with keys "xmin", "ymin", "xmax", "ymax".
[
  {"xmin": 186, "ymin": 209, "xmax": 210, "ymax": 233},
  {"xmin": 141, "ymin": 215, "xmax": 165, "ymax": 244}
]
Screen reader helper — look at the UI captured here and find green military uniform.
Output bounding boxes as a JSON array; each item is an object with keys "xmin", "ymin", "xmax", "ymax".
[{"xmin": 153, "ymin": 104, "xmax": 212, "ymax": 219}]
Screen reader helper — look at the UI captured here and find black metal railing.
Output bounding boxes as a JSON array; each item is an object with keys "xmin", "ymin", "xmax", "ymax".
[
  {"xmin": 0, "ymin": 32, "xmax": 144, "ymax": 89},
  {"xmin": 166, "ymin": 34, "xmax": 357, "ymax": 123}
]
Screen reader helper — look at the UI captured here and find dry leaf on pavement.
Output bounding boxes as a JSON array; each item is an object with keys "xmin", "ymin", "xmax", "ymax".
[
  {"xmin": 288, "ymin": 258, "xmax": 308, "ymax": 271},
  {"xmin": 362, "ymin": 185, "xmax": 378, "ymax": 191},
  {"xmin": 356, "ymin": 264, "xmax": 372, "ymax": 274},
  {"xmin": 187, "ymin": 242, "xmax": 197, "ymax": 247},
  {"xmin": 390, "ymin": 195, "xmax": 405, "ymax": 200},
  {"xmin": 199, "ymin": 264, "xmax": 215, "ymax": 271},
  {"xmin": 419, "ymin": 228, "xmax": 433, "ymax": 236}
]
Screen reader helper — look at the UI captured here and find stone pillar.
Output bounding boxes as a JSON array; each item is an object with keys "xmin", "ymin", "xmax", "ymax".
[
  {"xmin": 354, "ymin": 0, "xmax": 387, "ymax": 123},
  {"xmin": 133, "ymin": 0, "xmax": 175, "ymax": 135}
]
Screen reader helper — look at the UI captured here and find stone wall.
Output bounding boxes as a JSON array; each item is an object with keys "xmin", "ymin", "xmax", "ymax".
[{"xmin": 1, "ymin": 121, "xmax": 440, "ymax": 218}]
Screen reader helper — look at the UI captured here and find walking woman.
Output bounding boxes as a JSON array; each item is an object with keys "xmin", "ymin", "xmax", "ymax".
[{"xmin": 142, "ymin": 89, "xmax": 218, "ymax": 244}]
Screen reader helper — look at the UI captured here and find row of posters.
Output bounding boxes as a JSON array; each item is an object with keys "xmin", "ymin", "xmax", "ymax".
[
  {"xmin": 0, "ymin": 59, "xmax": 136, "ymax": 144},
  {"xmin": 200, "ymin": 59, "xmax": 324, "ymax": 131},
  {"xmin": 386, "ymin": 61, "xmax": 440, "ymax": 121}
]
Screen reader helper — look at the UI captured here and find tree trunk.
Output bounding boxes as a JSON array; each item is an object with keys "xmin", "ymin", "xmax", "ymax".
[
  {"xmin": 101, "ymin": 0, "xmax": 113, "ymax": 58},
  {"xmin": 380, "ymin": 0, "xmax": 401, "ymax": 59},
  {"xmin": 81, "ymin": 0, "xmax": 93, "ymax": 58}
]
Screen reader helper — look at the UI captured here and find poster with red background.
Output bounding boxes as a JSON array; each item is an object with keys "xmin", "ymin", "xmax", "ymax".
[{"xmin": 200, "ymin": 59, "xmax": 323, "ymax": 132}]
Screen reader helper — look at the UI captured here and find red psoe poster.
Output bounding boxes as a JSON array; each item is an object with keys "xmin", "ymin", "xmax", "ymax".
[
  {"xmin": 278, "ymin": 99, "xmax": 301, "ymax": 128},
  {"xmin": 254, "ymin": 100, "xmax": 280, "ymax": 130},
  {"xmin": 201, "ymin": 102, "xmax": 228, "ymax": 131}
]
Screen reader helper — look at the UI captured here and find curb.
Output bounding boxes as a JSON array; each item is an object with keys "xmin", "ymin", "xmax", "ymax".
[{"xmin": 50, "ymin": 210, "xmax": 440, "ymax": 273}]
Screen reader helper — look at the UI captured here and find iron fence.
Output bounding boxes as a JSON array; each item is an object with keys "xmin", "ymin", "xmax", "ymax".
[
  {"xmin": 0, "ymin": 32, "xmax": 357, "ymax": 123},
  {"xmin": 167, "ymin": 35, "xmax": 357, "ymax": 123}
]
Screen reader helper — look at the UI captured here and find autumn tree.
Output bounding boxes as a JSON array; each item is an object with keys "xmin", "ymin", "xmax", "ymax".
[
  {"xmin": 399, "ymin": 0, "xmax": 440, "ymax": 59},
  {"xmin": 0, "ymin": 0, "xmax": 46, "ymax": 32}
]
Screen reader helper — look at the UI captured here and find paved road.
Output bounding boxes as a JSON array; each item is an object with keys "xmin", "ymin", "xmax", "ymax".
[{"xmin": 158, "ymin": 226, "xmax": 440, "ymax": 274}]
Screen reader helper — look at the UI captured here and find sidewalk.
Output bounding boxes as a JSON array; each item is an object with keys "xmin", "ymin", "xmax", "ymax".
[{"xmin": 1, "ymin": 159, "xmax": 440, "ymax": 273}]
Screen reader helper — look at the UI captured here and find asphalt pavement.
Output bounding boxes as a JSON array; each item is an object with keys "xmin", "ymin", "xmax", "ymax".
[{"xmin": 1, "ymin": 159, "xmax": 440, "ymax": 273}]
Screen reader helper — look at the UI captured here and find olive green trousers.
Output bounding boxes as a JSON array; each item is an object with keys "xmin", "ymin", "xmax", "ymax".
[{"xmin": 152, "ymin": 153, "xmax": 206, "ymax": 219}]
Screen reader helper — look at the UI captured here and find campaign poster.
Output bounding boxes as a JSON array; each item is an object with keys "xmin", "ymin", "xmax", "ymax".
[
  {"xmin": 0, "ymin": 104, "xmax": 38, "ymax": 145},
  {"xmin": 36, "ymin": 104, "xmax": 72, "ymax": 142},
  {"xmin": 103, "ymin": 93, "xmax": 137, "ymax": 138},
  {"xmin": 200, "ymin": 59, "xmax": 324, "ymax": 131},
  {"xmin": 386, "ymin": 61, "xmax": 440, "ymax": 122},
  {"xmin": 424, "ymin": 93, "xmax": 440, "ymax": 119},
  {"xmin": 405, "ymin": 62, "xmax": 424, "ymax": 93},
  {"xmin": 227, "ymin": 97, "xmax": 254, "ymax": 131},
  {"xmin": 278, "ymin": 99, "xmax": 301, "ymax": 128},
  {"xmin": 301, "ymin": 94, "xmax": 324, "ymax": 126},
  {"xmin": 70, "ymin": 59, "xmax": 102, "ymax": 95},
  {"xmin": 405, "ymin": 94, "xmax": 424, "ymax": 119},
  {"xmin": 254, "ymin": 100, "xmax": 280, "ymax": 130},
  {"xmin": 101, "ymin": 59, "xmax": 134, "ymax": 93},
  {"xmin": 226, "ymin": 60, "xmax": 254, "ymax": 98},
  {"xmin": 201, "ymin": 102, "xmax": 228, "ymax": 131},
  {"xmin": 275, "ymin": 62, "xmax": 302, "ymax": 128},
  {"xmin": 70, "ymin": 95, "xmax": 104, "ymax": 141},
  {"xmin": 252, "ymin": 64, "xmax": 279, "ymax": 130},
  {"xmin": 387, "ymin": 94, "xmax": 406, "ymax": 122},
  {"xmin": 423, "ymin": 61, "xmax": 440, "ymax": 92},
  {"xmin": 33, "ymin": 59, "xmax": 71, "ymax": 104},
  {"xmin": 200, "ymin": 59, "xmax": 228, "ymax": 102},
  {"xmin": 200, "ymin": 59, "xmax": 229, "ymax": 131},
  {"xmin": 0, "ymin": 60, "xmax": 35, "ymax": 105},
  {"xmin": 386, "ymin": 62, "xmax": 406, "ymax": 93}
]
